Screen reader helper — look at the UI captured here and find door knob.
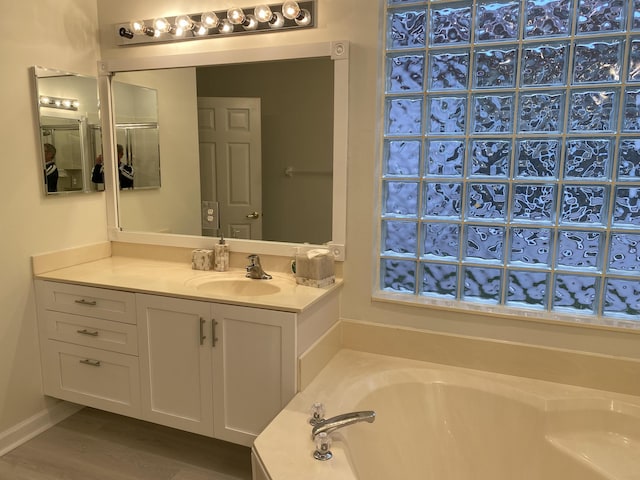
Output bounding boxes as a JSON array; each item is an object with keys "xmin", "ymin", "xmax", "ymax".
[{"xmin": 246, "ymin": 211, "xmax": 260, "ymax": 219}]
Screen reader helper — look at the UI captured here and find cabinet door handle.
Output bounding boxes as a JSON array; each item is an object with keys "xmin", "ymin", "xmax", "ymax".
[
  {"xmin": 199, "ymin": 318, "xmax": 207, "ymax": 345},
  {"xmin": 212, "ymin": 320, "xmax": 219, "ymax": 347},
  {"xmin": 77, "ymin": 329, "xmax": 99, "ymax": 337},
  {"xmin": 79, "ymin": 359, "xmax": 101, "ymax": 367},
  {"xmin": 74, "ymin": 299, "xmax": 97, "ymax": 306}
]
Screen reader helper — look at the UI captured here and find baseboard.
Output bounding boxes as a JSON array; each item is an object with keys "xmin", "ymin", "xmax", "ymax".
[{"xmin": 0, "ymin": 401, "xmax": 83, "ymax": 456}]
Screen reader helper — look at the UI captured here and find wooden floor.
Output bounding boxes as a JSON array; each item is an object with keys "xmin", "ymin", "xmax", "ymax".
[{"xmin": 0, "ymin": 407, "xmax": 252, "ymax": 480}]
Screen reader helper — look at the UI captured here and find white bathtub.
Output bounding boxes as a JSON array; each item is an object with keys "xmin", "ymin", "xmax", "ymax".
[{"xmin": 252, "ymin": 350, "xmax": 640, "ymax": 480}]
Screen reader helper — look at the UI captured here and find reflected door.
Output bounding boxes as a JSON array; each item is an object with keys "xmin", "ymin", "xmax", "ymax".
[{"xmin": 198, "ymin": 97, "xmax": 262, "ymax": 239}]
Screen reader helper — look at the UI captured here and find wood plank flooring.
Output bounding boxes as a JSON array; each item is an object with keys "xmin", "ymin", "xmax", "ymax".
[{"xmin": 0, "ymin": 407, "xmax": 252, "ymax": 480}]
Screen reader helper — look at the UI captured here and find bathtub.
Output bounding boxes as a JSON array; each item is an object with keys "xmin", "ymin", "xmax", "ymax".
[{"xmin": 252, "ymin": 349, "xmax": 640, "ymax": 480}]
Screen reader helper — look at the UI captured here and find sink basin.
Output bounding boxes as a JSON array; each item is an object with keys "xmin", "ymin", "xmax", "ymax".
[{"xmin": 192, "ymin": 278, "xmax": 282, "ymax": 297}]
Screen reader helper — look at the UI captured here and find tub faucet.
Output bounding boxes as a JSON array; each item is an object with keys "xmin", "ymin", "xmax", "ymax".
[
  {"xmin": 311, "ymin": 410, "xmax": 376, "ymax": 439},
  {"xmin": 246, "ymin": 254, "xmax": 272, "ymax": 280}
]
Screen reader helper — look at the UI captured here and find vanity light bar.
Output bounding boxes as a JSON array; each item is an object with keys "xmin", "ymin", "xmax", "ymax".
[
  {"xmin": 39, "ymin": 96, "xmax": 79, "ymax": 111},
  {"xmin": 115, "ymin": 0, "xmax": 315, "ymax": 46}
]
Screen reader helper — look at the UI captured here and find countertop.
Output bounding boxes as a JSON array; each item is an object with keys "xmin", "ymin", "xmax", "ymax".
[{"xmin": 34, "ymin": 256, "xmax": 342, "ymax": 313}]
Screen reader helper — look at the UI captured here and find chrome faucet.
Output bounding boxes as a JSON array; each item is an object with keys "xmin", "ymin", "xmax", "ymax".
[
  {"xmin": 246, "ymin": 254, "xmax": 272, "ymax": 280},
  {"xmin": 311, "ymin": 410, "xmax": 376, "ymax": 439}
]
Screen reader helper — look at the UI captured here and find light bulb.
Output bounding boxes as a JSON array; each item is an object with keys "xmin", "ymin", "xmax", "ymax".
[
  {"xmin": 295, "ymin": 9, "xmax": 311, "ymax": 26},
  {"xmin": 130, "ymin": 20, "xmax": 146, "ymax": 34},
  {"xmin": 72, "ymin": 100, "xmax": 80, "ymax": 109},
  {"xmin": 119, "ymin": 27, "xmax": 134, "ymax": 39},
  {"xmin": 54, "ymin": 100, "xmax": 61, "ymax": 107},
  {"xmin": 201, "ymin": 11, "xmax": 219, "ymax": 27},
  {"xmin": 269, "ymin": 12, "xmax": 285, "ymax": 28},
  {"xmin": 153, "ymin": 17, "xmax": 170, "ymax": 33},
  {"xmin": 175, "ymin": 15, "xmax": 193, "ymax": 30},
  {"xmin": 227, "ymin": 6, "xmax": 246, "ymax": 25},
  {"xmin": 173, "ymin": 25, "xmax": 185, "ymax": 36},
  {"xmin": 219, "ymin": 18, "xmax": 234, "ymax": 33},
  {"xmin": 254, "ymin": 5, "xmax": 273, "ymax": 22},
  {"xmin": 243, "ymin": 14, "xmax": 259, "ymax": 30},
  {"xmin": 282, "ymin": 1, "xmax": 301, "ymax": 20},
  {"xmin": 40, "ymin": 96, "xmax": 50, "ymax": 105},
  {"xmin": 194, "ymin": 22, "xmax": 209, "ymax": 36},
  {"xmin": 62, "ymin": 100, "xmax": 71, "ymax": 108}
]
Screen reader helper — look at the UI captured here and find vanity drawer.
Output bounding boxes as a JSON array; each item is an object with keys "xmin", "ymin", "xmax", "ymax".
[
  {"xmin": 41, "ymin": 340, "xmax": 141, "ymax": 417},
  {"xmin": 38, "ymin": 281, "xmax": 136, "ymax": 324},
  {"xmin": 44, "ymin": 311, "xmax": 138, "ymax": 355}
]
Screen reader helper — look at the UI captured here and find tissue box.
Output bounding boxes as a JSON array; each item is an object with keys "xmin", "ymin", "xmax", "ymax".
[
  {"xmin": 191, "ymin": 249, "xmax": 214, "ymax": 271},
  {"xmin": 295, "ymin": 249, "xmax": 335, "ymax": 288}
]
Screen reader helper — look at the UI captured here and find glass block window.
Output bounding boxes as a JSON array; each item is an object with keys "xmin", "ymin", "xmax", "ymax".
[{"xmin": 379, "ymin": 0, "xmax": 640, "ymax": 327}]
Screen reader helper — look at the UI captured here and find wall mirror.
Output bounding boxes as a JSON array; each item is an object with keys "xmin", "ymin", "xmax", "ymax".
[
  {"xmin": 100, "ymin": 41, "xmax": 348, "ymax": 259},
  {"xmin": 33, "ymin": 66, "xmax": 102, "ymax": 195}
]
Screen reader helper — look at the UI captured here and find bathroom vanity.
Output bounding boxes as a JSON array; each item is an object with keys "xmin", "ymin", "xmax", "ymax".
[{"xmin": 33, "ymin": 251, "xmax": 341, "ymax": 447}]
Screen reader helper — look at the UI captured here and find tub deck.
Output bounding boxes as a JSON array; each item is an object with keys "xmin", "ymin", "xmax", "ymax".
[{"xmin": 253, "ymin": 349, "xmax": 640, "ymax": 480}]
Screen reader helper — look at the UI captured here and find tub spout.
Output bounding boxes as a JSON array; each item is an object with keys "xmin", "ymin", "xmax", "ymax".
[{"xmin": 311, "ymin": 410, "xmax": 375, "ymax": 439}]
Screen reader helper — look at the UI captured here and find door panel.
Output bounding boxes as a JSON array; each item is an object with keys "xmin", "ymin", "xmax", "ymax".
[
  {"xmin": 137, "ymin": 294, "xmax": 214, "ymax": 436},
  {"xmin": 198, "ymin": 97, "xmax": 262, "ymax": 239},
  {"xmin": 211, "ymin": 303, "xmax": 296, "ymax": 446}
]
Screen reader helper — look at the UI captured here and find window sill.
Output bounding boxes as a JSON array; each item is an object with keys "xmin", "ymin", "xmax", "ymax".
[{"xmin": 372, "ymin": 290, "xmax": 640, "ymax": 334}]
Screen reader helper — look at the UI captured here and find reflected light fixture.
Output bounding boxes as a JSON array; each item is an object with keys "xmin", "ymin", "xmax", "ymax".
[
  {"xmin": 39, "ymin": 96, "xmax": 79, "ymax": 111},
  {"xmin": 116, "ymin": 1, "xmax": 315, "ymax": 45}
]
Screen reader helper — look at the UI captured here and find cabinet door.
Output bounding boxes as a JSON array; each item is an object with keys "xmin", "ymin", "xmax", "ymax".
[
  {"xmin": 137, "ymin": 294, "xmax": 214, "ymax": 437},
  {"xmin": 211, "ymin": 303, "xmax": 296, "ymax": 446}
]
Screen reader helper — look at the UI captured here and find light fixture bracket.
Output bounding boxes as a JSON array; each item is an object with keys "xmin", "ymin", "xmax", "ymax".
[{"xmin": 115, "ymin": 1, "xmax": 315, "ymax": 46}]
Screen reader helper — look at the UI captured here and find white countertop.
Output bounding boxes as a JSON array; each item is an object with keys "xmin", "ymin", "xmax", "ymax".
[{"xmin": 35, "ymin": 256, "xmax": 342, "ymax": 313}]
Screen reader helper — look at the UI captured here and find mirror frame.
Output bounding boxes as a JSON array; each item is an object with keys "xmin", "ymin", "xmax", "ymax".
[{"xmin": 98, "ymin": 40, "xmax": 348, "ymax": 260}]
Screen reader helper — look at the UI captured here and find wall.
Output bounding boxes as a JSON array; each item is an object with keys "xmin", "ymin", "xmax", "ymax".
[
  {"xmin": 0, "ymin": 0, "xmax": 106, "ymax": 436},
  {"xmin": 96, "ymin": 0, "xmax": 640, "ymax": 364}
]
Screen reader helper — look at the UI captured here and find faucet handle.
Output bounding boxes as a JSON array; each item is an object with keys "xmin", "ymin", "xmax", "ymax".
[
  {"xmin": 309, "ymin": 402, "xmax": 325, "ymax": 426},
  {"xmin": 313, "ymin": 432, "xmax": 333, "ymax": 461}
]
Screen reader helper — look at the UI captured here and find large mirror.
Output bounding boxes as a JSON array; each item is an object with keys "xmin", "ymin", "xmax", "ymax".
[
  {"xmin": 101, "ymin": 41, "xmax": 348, "ymax": 259},
  {"xmin": 33, "ymin": 66, "xmax": 102, "ymax": 195}
]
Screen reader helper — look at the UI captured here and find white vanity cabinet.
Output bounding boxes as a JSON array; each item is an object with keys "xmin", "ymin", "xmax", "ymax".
[
  {"xmin": 136, "ymin": 294, "xmax": 296, "ymax": 446},
  {"xmin": 35, "ymin": 269, "xmax": 338, "ymax": 448},
  {"xmin": 34, "ymin": 280, "xmax": 142, "ymax": 417}
]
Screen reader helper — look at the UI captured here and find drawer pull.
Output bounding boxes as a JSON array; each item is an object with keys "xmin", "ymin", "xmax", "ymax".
[
  {"xmin": 79, "ymin": 359, "xmax": 101, "ymax": 367},
  {"xmin": 76, "ymin": 329, "xmax": 99, "ymax": 337},
  {"xmin": 74, "ymin": 299, "xmax": 97, "ymax": 306}
]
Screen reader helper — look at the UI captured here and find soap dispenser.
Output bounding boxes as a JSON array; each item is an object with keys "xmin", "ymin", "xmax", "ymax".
[{"xmin": 214, "ymin": 233, "xmax": 229, "ymax": 272}]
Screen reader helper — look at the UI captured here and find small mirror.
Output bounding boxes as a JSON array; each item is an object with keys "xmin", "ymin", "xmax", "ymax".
[
  {"xmin": 33, "ymin": 66, "xmax": 102, "ymax": 195},
  {"xmin": 112, "ymin": 81, "xmax": 161, "ymax": 190}
]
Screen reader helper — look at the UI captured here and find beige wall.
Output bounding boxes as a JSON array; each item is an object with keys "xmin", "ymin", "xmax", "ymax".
[{"xmin": 1, "ymin": 0, "xmax": 106, "ymax": 433}]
